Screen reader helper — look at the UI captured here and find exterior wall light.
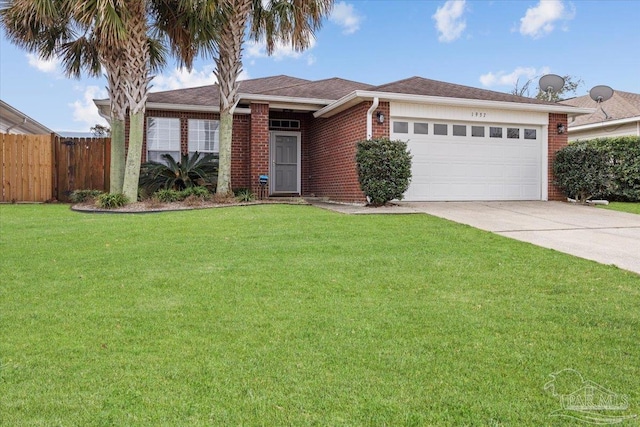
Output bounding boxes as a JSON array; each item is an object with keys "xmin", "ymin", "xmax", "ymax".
[
  {"xmin": 557, "ymin": 123, "xmax": 566, "ymax": 134},
  {"xmin": 376, "ymin": 112, "xmax": 385, "ymax": 124}
]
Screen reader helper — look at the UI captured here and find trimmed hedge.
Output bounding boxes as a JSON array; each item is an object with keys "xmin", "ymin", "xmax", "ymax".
[
  {"xmin": 356, "ymin": 138, "xmax": 412, "ymax": 206},
  {"xmin": 553, "ymin": 136, "xmax": 640, "ymax": 202}
]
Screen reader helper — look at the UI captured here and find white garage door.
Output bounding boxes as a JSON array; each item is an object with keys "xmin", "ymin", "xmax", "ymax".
[{"xmin": 392, "ymin": 121, "xmax": 542, "ymax": 201}]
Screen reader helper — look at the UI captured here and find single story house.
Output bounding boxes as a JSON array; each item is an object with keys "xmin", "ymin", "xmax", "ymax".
[
  {"xmin": 560, "ymin": 90, "xmax": 640, "ymax": 141},
  {"xmin": 1, "ymin": 99, "xmax": 54, "ymax": 135},
  {"xmin": 95, "ymin": 75, "xmax": 593, "ymax": 203}
]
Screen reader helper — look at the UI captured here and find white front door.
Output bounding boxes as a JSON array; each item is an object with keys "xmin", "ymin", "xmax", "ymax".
[{"xmin": 270, "ymin": 131, "xmax": 301, "ymax": 194}]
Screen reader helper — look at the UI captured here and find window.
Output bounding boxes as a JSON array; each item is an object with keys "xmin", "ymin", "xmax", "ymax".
[
  {"xmin": 414, "ymin": 122, "xmax": 429, "ymax": 134},
  {"xmin": 524, "ymin": 128, "xmax": 537, "ymax": 140},
  {"xmin": 189, "ymin": 119, "xmax": 219, "ymax": 156},
  {"xmin": 490, "ymin": 127, "xmax": 502, "ymax": 138},
  {"xmin": 147, "ymin": 117, "xmax": 180, "ymax": 163},
  {"xmin": 472, "ymin": 126, "xmax": 485, "ymax": 137},
  {"xmin": 507, "ymin": 128, "xmax": 520, "ymax": 139},
  {"xmin": 452, "ymin": 125, "xmax": 467, "ymax": 136},
  {"xmin": 434, "ymin": 124, "xmax": 448, "ymax": 135},
  {"xmin": 269, "ymin": 119, "xmax": 300, "ymax": 129},
  {"xmin": 393, "ymin": 121, "xmax": 409, "ymax": 133}
]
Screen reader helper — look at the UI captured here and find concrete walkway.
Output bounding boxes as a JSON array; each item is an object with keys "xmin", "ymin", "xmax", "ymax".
[{"xmin": 308, "ymin": 200, "xmax": 640, "ymax": 275}]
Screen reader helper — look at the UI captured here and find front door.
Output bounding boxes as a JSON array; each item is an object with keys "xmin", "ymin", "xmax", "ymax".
[{"xmin": 271, "ymin": 132, "xmax": 300, "ymax": 194}]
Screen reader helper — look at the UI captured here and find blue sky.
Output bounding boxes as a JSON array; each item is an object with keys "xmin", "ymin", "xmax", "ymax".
[{"xmin": 1, "ymin": 0, "xmax": 639, "ymax": 133}]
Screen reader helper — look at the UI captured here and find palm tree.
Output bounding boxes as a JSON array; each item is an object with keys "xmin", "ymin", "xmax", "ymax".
[
  {"xmin": 1, "ymin": 0, "xmax": 130, "ymax": 194},
  {"xmin": 175, "ymin": 0, "xmax": 333, "ymax": 195},
  {"xmin": 2, "ymin": 0, "xmax": 167, "ymax": 199}
]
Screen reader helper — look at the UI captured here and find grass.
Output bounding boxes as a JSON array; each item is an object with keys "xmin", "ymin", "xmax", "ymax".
[
  {"xmin": 1, "ymin": 204, "xmax": 638, "ymax": 426},
  {"xmin": 598, "ymin": 201, "xmax": 640, "ymax": 215}
]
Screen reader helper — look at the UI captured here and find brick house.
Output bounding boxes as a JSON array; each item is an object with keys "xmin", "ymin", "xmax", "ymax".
[{"xmin": 95, "ymin": 75, "xmax": 592, "ymax": 203}]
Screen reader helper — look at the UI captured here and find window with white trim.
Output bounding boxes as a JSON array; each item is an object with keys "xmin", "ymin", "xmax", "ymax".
[
  {"xmin": 188, "ymin": 119, "xmax": 219, "ymax": 156},
  {"xmin": 147, "ymin": 117, "xmax": 180, "ymax": 163}
]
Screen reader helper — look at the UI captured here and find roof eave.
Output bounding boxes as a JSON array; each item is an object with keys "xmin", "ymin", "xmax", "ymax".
[
  {"xmin": 314, "ymin": 91, "xmax": 596, "ymax": 118},
  {"xmin": 568, "ymin": 116, "xmax": 640, "ymax": 132}
]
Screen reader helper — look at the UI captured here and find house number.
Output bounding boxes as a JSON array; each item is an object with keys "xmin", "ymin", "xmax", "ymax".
[{"xmin": 471, "ymin": 112, "xmax": 487, "ymax": 117}]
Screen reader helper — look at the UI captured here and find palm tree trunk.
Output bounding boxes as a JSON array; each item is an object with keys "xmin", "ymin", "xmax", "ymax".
[
  {"xmin": 122, "ymin": 111, "xmax": 144, "ymax": 201},
  {"xmin": 214, "ymin": 0, "xmax": 251, "ymax": 196},
  {"xmin": 109, "ymin": 117, "xmax": 126, "ymax": 193},
  {"xmin": 121, "ymin": 0, "xmax": 150, "ymax": 202}
]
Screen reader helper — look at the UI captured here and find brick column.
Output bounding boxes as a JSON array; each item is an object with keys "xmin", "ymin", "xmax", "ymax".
[
  {"xmin": 250, "ymin": 103, "xmax": 270, "ymax": 195},
  {"xmin": 547, "ymin": 113, "xmax": 568, "ymax": 201}
]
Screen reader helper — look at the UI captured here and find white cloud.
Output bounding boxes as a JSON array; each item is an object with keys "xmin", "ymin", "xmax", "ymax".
[
  {"xmin": 519, "ymin": 0, "xmax": 574, "ymax": 38},
  {"xmin": 151, "ymin": 66, "xmax": 218, "ymax": 92},
  {"xmin": 26, "ymin": 53, "xmax": 59, "ymax": 73},
  {"xmin": 479, "ymin": 66, "xmax": 551, "ymax": 87},
  {"xmin": 70, "ymin": 86, "xmax": 108, "ymax": 129},
  {"xmin": 433, "ymin": 0, "xmax": 467, "ymax": 43},
  {"xmin": 245, "ymin": 38, "xmax": 317, "ymax": 61},
  {"xmin": 330, "ymin": 2, "xmax": 362, "ymax": 35}
]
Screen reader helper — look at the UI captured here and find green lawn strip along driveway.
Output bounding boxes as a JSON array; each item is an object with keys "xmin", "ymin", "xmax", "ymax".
[
  {"xmin": 598, "ymin": 202, "xmax": 640, "ymax": 215},
  {"xmin": 1, "ymin": 204, "xmax": 638, "ymax": 426}
]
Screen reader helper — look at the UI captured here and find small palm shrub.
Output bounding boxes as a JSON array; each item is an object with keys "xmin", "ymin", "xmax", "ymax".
[
  {"xmin": 181, "ymin": 186, "xmax": 211, "ymax": 200},
  {"xmin": 155, "ymin": 189, "xmax": 182, "ymax": 203},
  {"xmin": 70, "ymin": 189, "xmax": 103, "ymax": 203},
  {"xmin": 234, "ymin": 188, "xmax": 255, "ymax": 202},
  {"xmin": 139, "ymin": 152, "xmax": 218, "ymax": 194},
  {"xmin": 96, "ymin": 193, "xmax": 128, "ymax": 209}
]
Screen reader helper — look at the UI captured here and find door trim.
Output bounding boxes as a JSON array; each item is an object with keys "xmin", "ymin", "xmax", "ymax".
[{"xmin": 269, "ymin": 131, "xmax": 301, "ymax": 194}]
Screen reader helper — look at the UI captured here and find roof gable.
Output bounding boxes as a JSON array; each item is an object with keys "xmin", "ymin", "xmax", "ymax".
[
  {"xmin": 370, "ymin": 76, "xmax": 557, "ymax": 106},
  {"xmin": 560, "ymin": 90, "xmax": 640, "ymax": 126}
]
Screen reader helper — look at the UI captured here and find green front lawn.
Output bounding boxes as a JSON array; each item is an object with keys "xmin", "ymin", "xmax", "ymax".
[
  {"xmin": 1, "ymin": 204, "xmax": 638, "ymax": 426},
  {"xmin": 598, "ymin": 201, "xmax": 640, "ymax": 215}
]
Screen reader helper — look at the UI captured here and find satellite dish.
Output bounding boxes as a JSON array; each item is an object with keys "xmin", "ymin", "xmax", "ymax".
[
  {"xmin": 589, "ymin": 85, "xmax": 614, "ymax": 103},
  {"xmin": 539, "ymin": 74, "xmax": 565, "ymax": 101}
]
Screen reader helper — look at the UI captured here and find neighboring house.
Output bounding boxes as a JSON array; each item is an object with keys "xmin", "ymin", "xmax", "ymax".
[
  {"xmin": 94, "ymin": 75, "xmax": 593, "ymax": 203},
  {"xmin": 561, "ymin": 90, "xmax": 640, "ymax": 141},
  {"xmin": 0, "ymin": 99, "xmax": 54, "ymax": 135}
]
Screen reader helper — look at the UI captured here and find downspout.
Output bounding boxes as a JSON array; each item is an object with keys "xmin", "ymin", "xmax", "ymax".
[
  {"xmin": 6, "ymin": 117, "xmax": 27, "ymax": 133},
  {"xmin": 366, "ymin": 97, "xmax": 379, "ymax": 140}
]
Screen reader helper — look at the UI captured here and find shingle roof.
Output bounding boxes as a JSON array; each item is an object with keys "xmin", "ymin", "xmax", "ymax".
[
  {"xmin": 369, "ymin": 76, "xmax": 557, "ymax": 106},
  {"xmin": 560, "ymin": 90, "xmax": 640, "ymax": 126},
  {"xmin": 256, "ymin": 77, "xmax": 373, "ymax": 100},
  {"xmin": 147, "ymin": 75, "xmax": 311, "ymax": 105}
]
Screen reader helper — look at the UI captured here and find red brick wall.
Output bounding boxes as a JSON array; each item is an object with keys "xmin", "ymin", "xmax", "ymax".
[
  {"xmin": 547, "ymin": 113, "xmax": 568, "ymax": 201},
  {"xmin": 141, "ymin": 110, "xmax": 250, "ymax": 189},
  {"xmin": 249, "ymin": 103, "xmax": 270, "ymax": 194},
  {"xmin": 306, "ymin": 101, "xmax": 390, "ymax": 203}
]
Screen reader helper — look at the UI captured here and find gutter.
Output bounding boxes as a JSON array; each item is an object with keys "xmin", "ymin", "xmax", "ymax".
[
  {"xmin": 315, "ymin": 90, "xmax": 596, "ymax": 118},
  {"xmin": 366, "ymin": 97, "xmax": 379, "ymax": 139},
  {"xmin": 5, "ymin": 117, "xmax": 27, "ymax": 133}
]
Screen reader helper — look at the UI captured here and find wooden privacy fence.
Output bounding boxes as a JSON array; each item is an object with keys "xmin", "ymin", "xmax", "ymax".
[
  {"xmin": 1, "ymin": 133, "xmax": 110, "ymax": 202},
  {"xmin": 1, "ymin": 133, "xmax": 52, "ymax": 202}
]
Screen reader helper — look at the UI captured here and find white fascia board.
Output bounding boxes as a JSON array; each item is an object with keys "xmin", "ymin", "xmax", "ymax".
[
  {"xmin": 238, "ymin": 93, "xmax": 333, "ymax": 110},
  {"xmin": 94, "ymin": 98, "xmax": 251, "ymax": 115},
  {"xmin": 314, "ymin": 90, "xmax": 596, "ymax": 118},
  {"xmin": 568, "ymin": 116, "xmax": 640, "ymax": 132}
]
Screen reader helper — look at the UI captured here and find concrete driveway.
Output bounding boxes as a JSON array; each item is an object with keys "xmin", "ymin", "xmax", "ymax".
[{"xmin": 399, "ymin": 201, "xmax": 640, "ymax": 275}]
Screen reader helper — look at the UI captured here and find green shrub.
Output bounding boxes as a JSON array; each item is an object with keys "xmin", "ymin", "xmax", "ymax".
[
  {"xmin": 155, "ymin": 189, "xmax": 183, "ymax": 203},
  {"xmin": 234, "ymin": 188, "xmax": 255, "ymax": 202},
  {"xmin": 96, "ymin": 193, "xmax": 128, "ymax": 209},
  {"xmin": 180, "ymin": 186, "xmax": 211, "ymax": 200},
  {"xmin": 356, "ymin": 138, "xmax": 412, "ymax": 206},
  {"xmin": 554, "ymin": 137, "xmax": 640, "ymax": 202},
  {"xmin": 553, "ymin": 143, "xmax": 611, "ymax": 203},
  {"xmin": 70, "ymin": 189, "xmax": 103, "ymax": 203},
  {"xmin": 139, "ymin": 152, "xmax": 218, "ymax": 194},
  {"xmin": 588, "ymin": 136, "xmax": 640, "ymax": 201}
]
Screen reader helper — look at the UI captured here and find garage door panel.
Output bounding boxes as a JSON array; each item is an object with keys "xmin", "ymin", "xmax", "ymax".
[{"xmin": 399, "ymin": 124, "xmax": 542, "ymax": 201}]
